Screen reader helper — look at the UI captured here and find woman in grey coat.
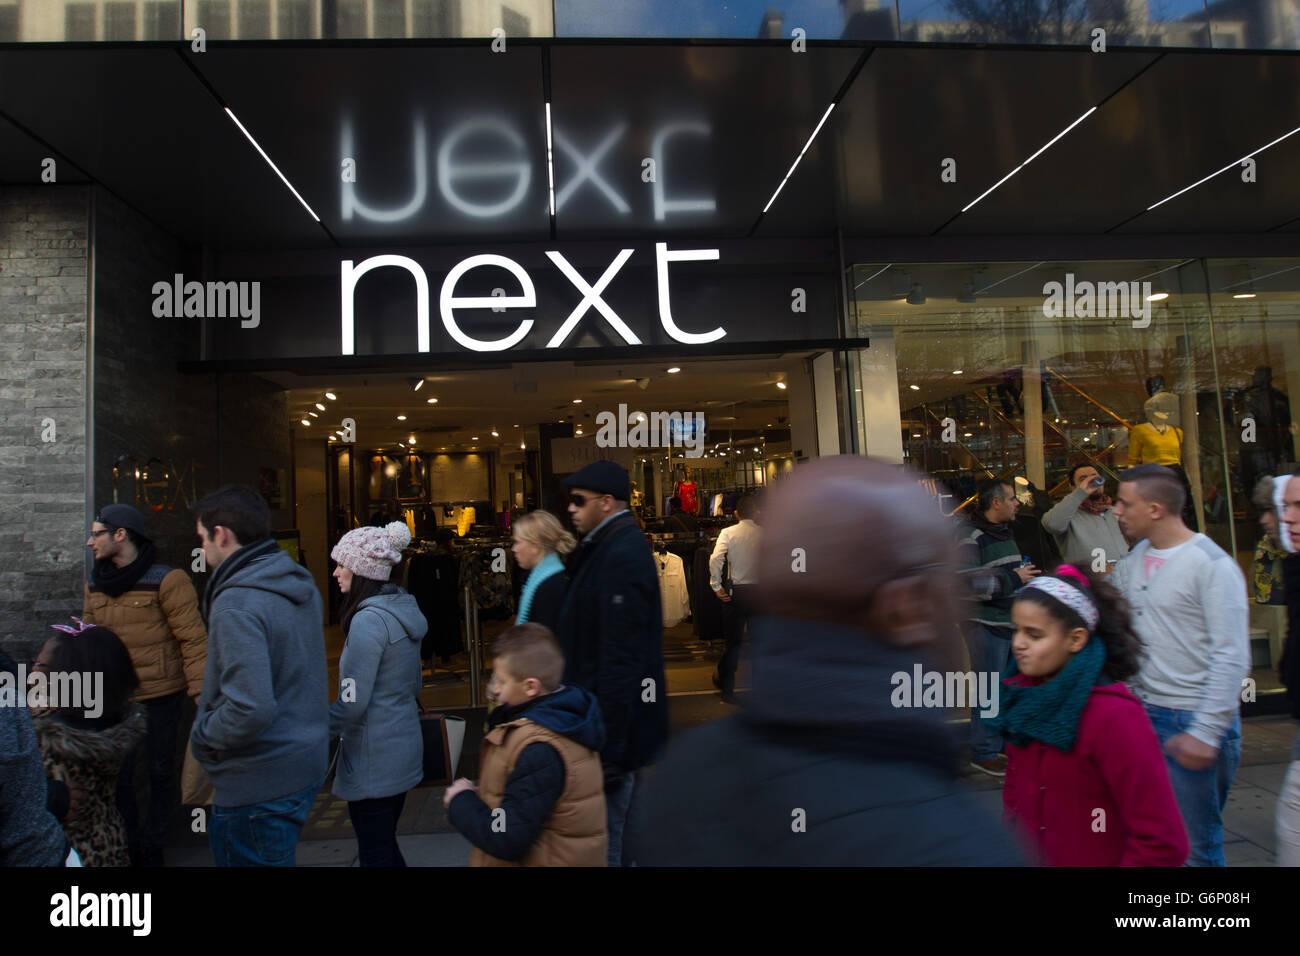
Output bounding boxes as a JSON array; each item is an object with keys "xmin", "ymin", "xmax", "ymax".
[{"xmin": 329, "ymin": 521, "xmax": 427, "ymax": 867}]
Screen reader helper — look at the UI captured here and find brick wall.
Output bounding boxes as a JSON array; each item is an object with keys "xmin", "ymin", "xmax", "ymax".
[{"xmin": 0, "ymin": 185, "xmax": 89, "ymax": 660}]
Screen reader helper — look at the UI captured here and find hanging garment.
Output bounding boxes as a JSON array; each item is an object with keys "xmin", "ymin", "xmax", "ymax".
[
  {"xmin": 456, "ymin": 506, "xmax": 476, "ymax": 537},
  {"xmin": 408, "ymin": 552, "xmax": 463, "ymax": 661},
  {"xmin": 657, "ymin": 551, "xmax": 691, "ymax": 627}
]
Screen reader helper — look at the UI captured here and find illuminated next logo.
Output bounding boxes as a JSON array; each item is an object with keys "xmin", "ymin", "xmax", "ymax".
[{"xmin": 340, "ymin": 243, "xmax": 725, "ymax": 355}]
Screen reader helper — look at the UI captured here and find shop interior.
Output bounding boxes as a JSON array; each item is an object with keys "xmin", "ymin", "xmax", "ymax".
[{"xmin": 268, "ymin": 354, "xmax": 812, "ymax": 707}]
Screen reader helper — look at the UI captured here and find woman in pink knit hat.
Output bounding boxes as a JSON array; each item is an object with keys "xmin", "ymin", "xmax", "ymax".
[{"xmin": 328, "ymin": 521, "xmax": 428, "ymax": 866}]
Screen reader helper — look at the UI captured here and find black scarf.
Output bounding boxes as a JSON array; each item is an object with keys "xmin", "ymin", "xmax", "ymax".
[
  {"xmin": 201, "ymin": 538, "xmax": 280, "ymax": 622},
  {"xmin": 91, "ymin": 541, "xmax": 158, "ymax": 598}
]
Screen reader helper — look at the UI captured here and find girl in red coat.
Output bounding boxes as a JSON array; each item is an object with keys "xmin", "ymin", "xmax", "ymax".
[{"xmin": 989, "ymin": 564, "xmax": 1189, "ymax": 866}]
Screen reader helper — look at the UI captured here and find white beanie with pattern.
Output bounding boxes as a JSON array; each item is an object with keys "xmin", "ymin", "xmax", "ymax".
[{"xmin": 331, "ymin": 521, "xmax": 411, "ymax": 581}]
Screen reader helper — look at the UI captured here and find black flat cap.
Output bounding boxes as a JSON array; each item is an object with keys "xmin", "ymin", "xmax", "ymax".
[
  {"xmin": 95, "ymin": 503, "xmax": 151, "ymax": 540},
  {"xmin": 564, "ymin": 460, "xmax": 630, "ymax": 502}
]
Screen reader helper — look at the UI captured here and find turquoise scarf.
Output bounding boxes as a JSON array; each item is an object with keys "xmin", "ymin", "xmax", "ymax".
[
  {"xmin": 516, "ymin": 552, "xmax": 564, "ymax": 624},
  {"xmin": 983, "ymin": 636, "xmax": 1106, "ymax": 752}
]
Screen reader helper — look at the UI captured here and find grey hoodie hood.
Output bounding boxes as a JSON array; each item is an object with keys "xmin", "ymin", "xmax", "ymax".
[
  {"xmin": 205, "ymin": 539, "xmax": 317, "ymax": 618},
  {"xmin": 355, "ymin": 589, "xmax": 428, "ymax": 644}
]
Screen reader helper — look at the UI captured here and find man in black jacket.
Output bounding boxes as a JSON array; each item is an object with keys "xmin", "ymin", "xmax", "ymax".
[
  {"xmin": 636, "ymin": 457, "xmax": 1026, "ymax": 866},
  {"xmin": 555, "ymin": 460, "xmax": 668, "ymax": 866}
]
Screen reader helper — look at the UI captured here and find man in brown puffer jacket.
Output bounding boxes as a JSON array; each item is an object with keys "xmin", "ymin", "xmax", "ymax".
[{"xmin": 82, "ymin": 504, "xmax": 207, "ymax": 867}]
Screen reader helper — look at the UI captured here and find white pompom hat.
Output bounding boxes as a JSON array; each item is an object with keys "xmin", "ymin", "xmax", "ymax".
[{"xmin": 331, "ymin": 521, "xmax": 412, "ymax": 581}]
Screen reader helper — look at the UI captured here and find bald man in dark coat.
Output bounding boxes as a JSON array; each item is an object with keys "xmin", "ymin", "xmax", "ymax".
[{"xmin": 636, "ymin": 457, "xmax": 1026, "ymax": 866}]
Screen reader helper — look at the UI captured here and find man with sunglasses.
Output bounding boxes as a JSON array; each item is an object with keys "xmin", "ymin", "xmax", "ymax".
[
  {"xmin": 82, "ymin": 503, "xmax": 207, "ymax": 867},
  {"xmin": 555, "ymin": 460, "xmax": 668, "ymax": 866}
]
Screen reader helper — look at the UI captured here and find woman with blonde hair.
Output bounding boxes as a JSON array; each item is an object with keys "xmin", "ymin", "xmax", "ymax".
[{"xmin": 511, "ymin": 510, "xmax": 576, "ymax": 631}]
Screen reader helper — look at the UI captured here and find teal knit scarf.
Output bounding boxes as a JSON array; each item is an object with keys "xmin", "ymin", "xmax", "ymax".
[
  {"xmin": 984, "ymin": 636, "xmax": 1106, "ymax": 752},
  {"xmin": 516, "ymin": 552, "xmax": 564, "ymax": 624}
]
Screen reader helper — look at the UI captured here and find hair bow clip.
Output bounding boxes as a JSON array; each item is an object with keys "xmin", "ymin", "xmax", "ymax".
[{"xmin": 49, "ymin": 616, "xmax": 94, "ymax": 635}]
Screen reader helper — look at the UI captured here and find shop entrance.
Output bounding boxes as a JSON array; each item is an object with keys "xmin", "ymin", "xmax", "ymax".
[{"xmin": 255, "ymin": 352, "xmax": 817, "ymax": 715}]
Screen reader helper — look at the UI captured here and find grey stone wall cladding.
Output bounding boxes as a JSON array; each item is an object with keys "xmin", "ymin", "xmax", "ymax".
[{"xmin": 0, "ymin": 186, "xmax": 89, "ymax": 660}]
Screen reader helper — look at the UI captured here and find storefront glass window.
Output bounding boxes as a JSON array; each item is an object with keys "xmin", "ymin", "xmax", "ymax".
[{"xmin": 846, "ymin": 259, "xmax": 1239, "ymax": 558}]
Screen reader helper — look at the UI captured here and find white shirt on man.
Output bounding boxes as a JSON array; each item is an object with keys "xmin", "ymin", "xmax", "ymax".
[{"xmin": 709, "ymin": 518, "xmax": 761, "ymax": 592}]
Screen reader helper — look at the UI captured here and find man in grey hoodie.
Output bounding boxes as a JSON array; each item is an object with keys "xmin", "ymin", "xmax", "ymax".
[
  {"xmin": 190, "ymin": 485, "xmax": 328, "ymax": 867},
  {"xmin": 1041, "ymin": 464, "xmax": 1129, "ymax": 569}
]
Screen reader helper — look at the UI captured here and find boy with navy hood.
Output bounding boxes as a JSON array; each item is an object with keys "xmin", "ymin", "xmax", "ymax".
[
  {"xmin": 189, "ymin": 485, "xmax": 328, "ymax": 867},
  {"xmin": 445, "ymin": 624, "xmax": 607, "ymax": 866}
]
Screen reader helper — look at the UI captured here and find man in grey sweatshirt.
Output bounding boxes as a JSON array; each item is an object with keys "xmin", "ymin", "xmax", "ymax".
[
  {"xmin": 1112, "ymin": 464, "xmax": 1250, "ymax": 867},
  {"xmin": 190, "ymin": 485, "xmax": 328, "ymax": 867},
  {"xmin": 1041, "ymin": 464, "xmax": 1129, "ymax": 568}
]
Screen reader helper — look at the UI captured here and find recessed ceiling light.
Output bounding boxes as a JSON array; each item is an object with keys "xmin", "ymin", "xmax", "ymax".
[
  {"xmin": 573, "ymin": 398, "xmax": 582, "ymax": 404},
  {"xmin": 1233, "ymin": 292, "xmax": 1256, "ymax": 299},
  {"xmin": 1146, "ymin": 291, "xmax": 1169, "ymax": 302},
  {"xmin": 910, "ymin": 384, "xmax": 921, "ymax": 391},
  {"xmin": 315, "ymin": 402, "xmax": 326, "ymax": 410},
  {"xmin": 575, "ymin": 429, "xmax": 584, "ymax": 436},
  {"xmin": 426, "ymin": 397, "xmax": 438, "ymax": 404},
  {"xmin": 325, "ymin": 392, "xmax": 337, "ymax": 401},
  {"xmin": 776, "ymin": 382, "xmax": 787, "ymax": 390},
  {"xmin": 513, "ymin": 424, "xmax": 519, "ymax": 428},
  {"xmin": 300, "ymin": 419, "xmax": 311, "ymax": 426},
  {"xmin": 964, "ymin": 432, "xmax": 973, "ymax": 437},
  {"xmin": 667, "ymin": 367, "xmax": 681, "ymax": 374},
  {"xmin": 329, "ymin": 435, "xmax": 336, "ymax": 441},
  {"xmin": 308, "ymin": 411, "xmax": 319, "ymax": 418},
  {"xmin": 520, "ymin": 443, "xmax": 526, "ymax": 449},
  {"xmin": 491, "ymin": 430, "xmax": 499, "ymax": 437},
  {"xmin": 471, "ymin": 436, "xmax": 478, "ymax": 441},
  {"xmin": 952, "ymin": 370, "xmax": 963, "ymax": 375},
  {"xmin": 397, "ymin": 415, "xmax": 406, "ymax": 421},
  {"xmin": 408, "ymin": 437, "xmax": 416, "ymax": 445}
]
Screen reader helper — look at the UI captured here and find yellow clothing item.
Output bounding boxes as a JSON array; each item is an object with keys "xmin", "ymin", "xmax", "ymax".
[
  {"xmin": 1127, "ymin": 422, "xmax": 1182, "ymax": 466},
  {"xmin": 456, "ymin": 506, "xmax": 476, "ymax": 537}
]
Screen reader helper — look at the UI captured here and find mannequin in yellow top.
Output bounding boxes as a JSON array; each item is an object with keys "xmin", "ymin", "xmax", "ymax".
[{"xmin": 1127, "ymin": 385, "xmax": 1182, "ymax": 467}]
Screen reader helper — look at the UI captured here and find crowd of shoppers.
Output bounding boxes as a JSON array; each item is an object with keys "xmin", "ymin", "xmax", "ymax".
[{"xmin": 3, "ymin": 456, "xmax": 1298, "ymax": 868}]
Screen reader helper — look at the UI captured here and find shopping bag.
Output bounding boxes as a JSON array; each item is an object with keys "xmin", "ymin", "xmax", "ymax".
[
  {"xmin": 180, "ymin": 741, "xmax": 215, "ymax": 806},
  {"xmin": 416, "ymin": 703, "xmax": 466, "ymax": 787}
]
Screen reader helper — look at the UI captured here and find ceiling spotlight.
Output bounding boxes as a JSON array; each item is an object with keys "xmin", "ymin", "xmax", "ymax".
[
  {"xmin": 953, "ymin": 370, "xmax": 963, "ymax": 375},
  {"xmin": 910, "ymin": 384, "xmax": 921, "ymax": 391},
  {"xmin": 300, "ymin": 419, "xmax": 311, "ymax": 426},
  {"xmin": 1147, "ymin": 291, "xmax": 1169, "ymax": 302},
  {"xmin": 1233, "ymin": 292, "xmax": 1256, "ymax": 299},
  {"xmin": 409, "ymin": 377, "xmax": 424, "ymax": 392},
  {"xmin": 408, "ymin": 437, "xmax": 416, "ymax": 445},
  {"xmin": 573, "ymin": 398, "xmax": 583, "ymax": 404},
  {"xmin": 471, "ymin": 436, "xmax": 478, "ymax": 440},
  {"xmin": 513, "ymin": 424, "xmax": 519, "ymax": 428},
  {"xmin": 776, "ymin": 381, "xmax": 788, "ymax": 390},
  {"xmin": 575, "ymin": 429, "xmax": 584, "ymax": 436},
  {"xmin": 520, "ymin": 443, "xmax": 526, "ymax": 449},
  {"xmin": 426, "ymin": 397, "xmax": 438, "ymax": 404},
  {"xmin": 325, "ymin": 392, "xmax": 337, "ymax": 401},
  {"xmin": 329, "ymin": 435, "xmax": 336, "ymax": 441},
  {"xmin": 491, "ymin": 430, "xmax": 499, "ymax": 437},
  {"xmin": 667, "ymin": 367, "xmax": 681, "ymax": 374},
  {"xmin": 906, "ymin": 283, "xmax": 926, "ymax": 305},
  {"xmin": 308, "ymin": 411, "xmax": 319, "ymax": 418},
  {"xmin": 397, "ymin": 415, "xmax": 406, "ymax": 421},
  {"xmin": 315, "ymin": 403, "xmax": 326, "ymax": 411},
  {"xmin": 964, "ymin": 432, "xmax": 973, "ymax": 437}
]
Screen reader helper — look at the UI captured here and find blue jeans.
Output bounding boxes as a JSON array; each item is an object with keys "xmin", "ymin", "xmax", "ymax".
[
  {"xmin": 605, "ymin": 770, "xmax": 637, "ymax": 867},
  {"xmin": 1143, "ymin": 703, "xmax": 1241, "ymax": 867},
  {"xmin": 209, "ymin": 783, "xmax": 319, "ymax": 867},
  {"xmin": 964, "ymin": 623, "xmax": 1011, "ymax": 761}
]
